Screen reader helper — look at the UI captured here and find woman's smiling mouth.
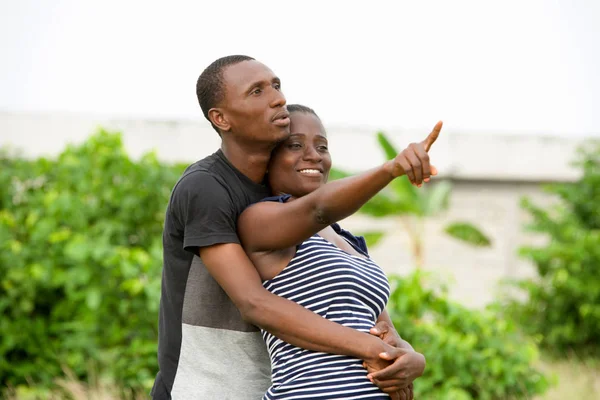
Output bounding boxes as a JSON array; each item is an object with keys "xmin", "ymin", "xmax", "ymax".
[{"xmin": 298, "ymin": 168, "xmax": 322, "ymax": 176}]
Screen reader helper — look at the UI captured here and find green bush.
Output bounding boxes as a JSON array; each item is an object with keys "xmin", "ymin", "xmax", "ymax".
[
  {"xmin": 387, "ymin": 271, "xmax": 549, "ymax": 399},
  {"xmin": 0, "ymin": 131, "xmax": 185, "ymax": 393},
  {"xmin": 1, "ymin": 130, "xmax": 551, "ymax": 398},
  {"xmin": 505, "ymin": 141, "xmax": 600, "ymax": 355}
]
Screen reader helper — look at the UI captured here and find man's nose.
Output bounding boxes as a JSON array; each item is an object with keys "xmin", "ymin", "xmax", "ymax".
[{"xmin": 270, "ymin": 87, "xmax": 286, "ymax": 108}]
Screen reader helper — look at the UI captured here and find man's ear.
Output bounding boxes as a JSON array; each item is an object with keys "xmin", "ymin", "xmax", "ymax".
[{"xmin": 208, "ymin": 108, "xmax": 231, "ymax": 132}]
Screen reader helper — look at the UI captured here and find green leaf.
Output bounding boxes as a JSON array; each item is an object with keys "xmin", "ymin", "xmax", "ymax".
[
  {"xmin": 444, "ymin": 222, "xmax": 492, "ymax": 247},
  {"xmin": 390, "ymin": 176, "xmax": 421, "ymax": 215},
  {"xmin": 86, "ymin": 288, "xmax": 102, "ymax": 310},
  {"xmin": 328, "ymin": 167, "xmax": 351, "ymax": 181},
  {"xmin": 359, "ymin": 191, "xmax": 407, "ymax": 217},
  {"xmin": 422, "ymin": 181, "xmax": 452, "ymax": 216},
  {"xmin": 376, "ymin": 131, "xmax": 399, "ymax": 160}
]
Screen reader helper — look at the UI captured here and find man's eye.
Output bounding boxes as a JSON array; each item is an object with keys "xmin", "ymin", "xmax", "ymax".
[
  {"xmin": 252, "ymin": 88, "xmax": 262, "ymax": 95},
  {"xmin": 273, "ymin": 82, "xmax": 281, "ymax": 90}
]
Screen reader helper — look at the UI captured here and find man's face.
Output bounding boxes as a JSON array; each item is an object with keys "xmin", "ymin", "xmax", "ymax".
[{"xmin": 219, "ymin": 60, "xmax": 290, "ymax": 145}]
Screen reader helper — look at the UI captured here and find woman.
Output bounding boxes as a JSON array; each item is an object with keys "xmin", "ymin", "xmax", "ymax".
[{"xmin": 238, "ymin": 105, "xmax": 438, "ymax": 399}]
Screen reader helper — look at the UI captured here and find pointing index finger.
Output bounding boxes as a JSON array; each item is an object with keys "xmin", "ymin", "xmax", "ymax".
[{"xmin": 423, "ymin": 120, "xmax": 443, "ymax": 152}]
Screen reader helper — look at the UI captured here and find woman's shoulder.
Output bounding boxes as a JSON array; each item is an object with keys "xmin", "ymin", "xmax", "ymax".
[{"xmin": 259, "ymin": 194, "xmax": 292, "ymax": 204}]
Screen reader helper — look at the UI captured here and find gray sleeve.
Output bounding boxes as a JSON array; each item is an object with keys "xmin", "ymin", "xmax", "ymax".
[{"xmin": 170, "ymin": 171, "xmax": 239, "ymax": 253}]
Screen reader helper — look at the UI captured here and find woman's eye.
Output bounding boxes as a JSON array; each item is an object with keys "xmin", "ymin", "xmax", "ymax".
[
  {"xmin": 288, "ymin": 143, "xmax": 302, "ymax": 149},
  {"xmin": 318, "ymin": 145, "xmax": 329, "ymax": 151}
]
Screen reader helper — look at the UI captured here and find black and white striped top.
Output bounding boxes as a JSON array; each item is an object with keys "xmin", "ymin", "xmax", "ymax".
[{"xmin": 260, "ymin": 206, "xmax": 391, "ymax": 399}]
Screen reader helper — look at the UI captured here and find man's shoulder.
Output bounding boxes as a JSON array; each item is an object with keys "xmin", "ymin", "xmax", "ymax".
[
  {"xmin": 174, "ymin": 153, "xmax": 230, "ymax": 194},
  {"xmin": 182, "ymin": 152, "xmax": 225, "ymax": 179},
  {"xmin": 170, "ymin": 150, "xmax": 269, "ymax": 213},
  {"xmin": 186, "ymin": 150, "xmax": 226, "ymax": 172}
]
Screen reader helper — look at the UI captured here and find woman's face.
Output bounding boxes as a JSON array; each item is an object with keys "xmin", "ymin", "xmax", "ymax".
[{"xmin": 268, "ymin": 112, "xmax": 332, "ymax": 198}]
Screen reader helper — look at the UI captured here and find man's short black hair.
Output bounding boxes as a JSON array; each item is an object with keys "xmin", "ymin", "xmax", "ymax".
[{"xmin": 196, "ymin": 55, "xmax": 255, "ymax": 134}]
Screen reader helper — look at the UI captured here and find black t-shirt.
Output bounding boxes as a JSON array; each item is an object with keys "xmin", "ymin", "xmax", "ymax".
[{"xmin": 151, "ymin": 149, "xmax": 271, "ymax": 399}]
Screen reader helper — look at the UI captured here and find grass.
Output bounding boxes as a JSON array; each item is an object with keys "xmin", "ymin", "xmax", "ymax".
[
  {"xmin": 2, "ymin": 367, "xmax": 148, "ymax": 400},
  {"xmin": 535, "ymin": 355, "xmax": 600, "ymax": 400}
]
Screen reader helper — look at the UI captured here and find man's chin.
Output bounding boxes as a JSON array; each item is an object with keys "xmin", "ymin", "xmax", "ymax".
[
  {"xmin": 268, "ymin": 130, "xmax": 290, "ymax": 149},
  {"xmin": 275, "ymin": 128, "xmax": 291, "ymax": 142}
]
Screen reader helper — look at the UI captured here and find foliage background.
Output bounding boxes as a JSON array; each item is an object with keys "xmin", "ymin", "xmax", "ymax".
[
  {"xmin": 0, "ymin": 131, "xmax": 185, "ymax": 395},
  {"xmin": 503, "ymin": 141, "xmax": 600, "ymax": 356},
  {"xmin": 2, "ymin": 131, "xmax": 599, "ymax": 399},
  {"xmin": 387, "ymin": 271, "xmax": 549, "ymax": 399}
]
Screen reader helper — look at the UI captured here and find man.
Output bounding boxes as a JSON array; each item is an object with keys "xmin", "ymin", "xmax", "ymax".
[{"xmin": 152, "ymin": 55, "xmax": 430, "ymax": 399}]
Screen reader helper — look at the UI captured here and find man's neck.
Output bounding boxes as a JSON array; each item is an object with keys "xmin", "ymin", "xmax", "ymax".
[{"xmin": 220, "ymin": 140, "xmax": 273, "ymax": 184}]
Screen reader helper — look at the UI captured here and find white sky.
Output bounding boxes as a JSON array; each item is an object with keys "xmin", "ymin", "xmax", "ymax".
[{"xmin": 1, "ymin": 0, "xmax": 599, "ymax": 136}]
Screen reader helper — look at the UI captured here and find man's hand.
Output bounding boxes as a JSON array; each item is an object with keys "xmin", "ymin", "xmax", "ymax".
[
  {"xmin": 365, "ymin": 319, "xmax": 426, "ymax": 398},
  {"xmin": 399, "ymin": 383, "xmax": 415, "ymax": 400},
  {"xmin": 389, "ymin": 383, "xmax": 414, "ymax": 400},
  {"xmin": 385, "ymin": 120, "xmax": 443, "ymax": 186},
  {"xmin": 365, "ymin": 349, "xmax": 425, "ymax": 393},
  {"xmin": 370, "ymin": 320, "xmax": 403, "ymax": 347}
]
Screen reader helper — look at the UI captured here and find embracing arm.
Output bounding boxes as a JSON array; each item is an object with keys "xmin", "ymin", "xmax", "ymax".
[
  {"xmin": 374, "ymin": 309, "xmax": 415, "ymax": 351},
  {"xmin": 366, "ymin": 309, "xmax": 426, "ymax": 394},
  {"xmin": 238, "ymin": 122, "xmax": 441, "ymax": 252},
  {"xmin": 199, "ymin": 242, "xmax": 396, "ymax": 362}
]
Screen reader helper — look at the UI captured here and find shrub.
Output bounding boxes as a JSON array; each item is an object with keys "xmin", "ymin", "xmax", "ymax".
[
  {"xmin": 505, "ymin": 141, "xmax": 600, "ymax": 355},
  {"xmin": 1, "ymin": 129, "xmax": 552, "ymax": 398},
  {"xmin": 0, "ymin": 131, "xmax": 186, "ymax": 393},
  {"xmin": 387, "ymin": 271, "xmax": 549, "ymax": 399}
]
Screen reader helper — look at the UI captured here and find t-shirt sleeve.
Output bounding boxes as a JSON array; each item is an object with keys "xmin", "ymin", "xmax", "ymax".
[{"xmin": 170, "ymin": 171, "xmax": 239, "ymax": 253}]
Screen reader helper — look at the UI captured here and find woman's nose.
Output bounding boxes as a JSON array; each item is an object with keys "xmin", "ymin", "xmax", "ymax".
[{"xmin": 303, "ymin": 146, "xmax": 322, "ymax": 162}]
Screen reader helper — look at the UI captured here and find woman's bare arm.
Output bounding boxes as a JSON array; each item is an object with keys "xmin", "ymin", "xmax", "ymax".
[{"xmin": 238, "ymin": 123, "xmax": 441, "ymax": 252}]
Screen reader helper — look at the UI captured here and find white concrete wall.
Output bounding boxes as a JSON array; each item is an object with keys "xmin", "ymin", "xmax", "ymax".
[
  {"xmin": 0, "ymin": 111, "xmax": 584, "ymax": 181},
  {"xmin": 1, "ymin": 111, "xmax": 592, "ymax": 307}
]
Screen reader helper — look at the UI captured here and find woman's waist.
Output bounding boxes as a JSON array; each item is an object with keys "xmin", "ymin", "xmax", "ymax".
[
  {"xmin": 266, "ymin": 354, "xmax": 388, "ymax": 399},
  {"xmin": 270, "ymin": 350, "xmax": 365, "ymax": 384}
]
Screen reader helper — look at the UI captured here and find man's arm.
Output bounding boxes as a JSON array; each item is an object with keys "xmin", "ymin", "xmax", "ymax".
[
  {"xmin": 365, "ymin": 310, "xmax": 426, "ymax": 393},
  {"xmin": 198, "ymin": 242, "xmax": 401, "ymax": 366},
  {"xmin": 374, "ymin": 309, "xmax": 415, "ymax": 351}
]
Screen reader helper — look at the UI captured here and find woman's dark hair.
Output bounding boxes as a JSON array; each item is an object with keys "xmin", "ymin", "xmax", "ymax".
[{"xmin": 287, "ymin": 104, "xmax": 321, "ymax": 121}]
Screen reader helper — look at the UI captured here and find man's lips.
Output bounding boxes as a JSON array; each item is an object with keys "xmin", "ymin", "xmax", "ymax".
[{"xmin": 272, "ymin": 110, "xmax": 290, "ymax": 127}]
